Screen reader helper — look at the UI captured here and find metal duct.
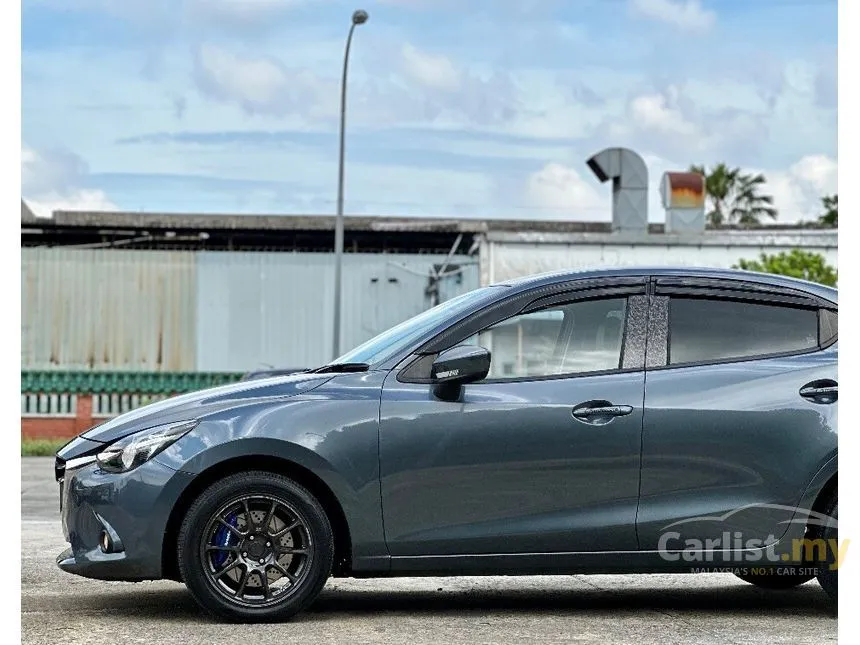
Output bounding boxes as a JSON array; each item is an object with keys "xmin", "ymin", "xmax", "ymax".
[
  {"xmin": 661, "ymin": 171, "xmax": 706, "ymax": 233},
  {"xmin": 586, "ymin": 147, "xmax": 649, "ymax": 232}
]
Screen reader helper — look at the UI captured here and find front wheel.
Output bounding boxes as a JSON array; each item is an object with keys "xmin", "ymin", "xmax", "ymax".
[{"xmin": 177, "ymin": 471, "xmax": 334, "ymax": 622}]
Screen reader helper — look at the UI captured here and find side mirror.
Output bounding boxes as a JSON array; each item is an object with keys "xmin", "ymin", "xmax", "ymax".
[{"xmin": 430, "ymin": 345, "xmax": 490, "ymax": 399}]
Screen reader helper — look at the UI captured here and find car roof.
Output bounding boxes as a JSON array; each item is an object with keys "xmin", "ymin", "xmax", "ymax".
[{"xmin": 498, "ymin": 266, "xmax": 838, "ymax": 304}]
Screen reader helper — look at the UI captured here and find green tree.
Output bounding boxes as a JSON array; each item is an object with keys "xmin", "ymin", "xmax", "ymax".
[
  {"xmin": 690, "ymin": 163, "xmax": 778, "ymax": 228},
  {"xmin": 734, "ymin": 249, "xmax": 837, "ymax": 287},
  {"xmin": 819, "ymin": 194, "xmax": 837, "ymax": 227}
]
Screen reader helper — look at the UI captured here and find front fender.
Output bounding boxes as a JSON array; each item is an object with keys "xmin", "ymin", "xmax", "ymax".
[{"xmin": 153, "ymin": 371, "xmax": 389, "ymax": 568}]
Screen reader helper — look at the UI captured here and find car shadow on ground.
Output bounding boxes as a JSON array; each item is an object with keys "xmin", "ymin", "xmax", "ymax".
[{"xmin": 42, "ymin": 581, "xmax": 836, "ymax": 623}]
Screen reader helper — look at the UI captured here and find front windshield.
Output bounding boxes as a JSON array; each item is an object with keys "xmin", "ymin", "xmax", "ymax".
[{"xmin": 333, "ymin": 286, "xmax": 503, "ymax": 366}]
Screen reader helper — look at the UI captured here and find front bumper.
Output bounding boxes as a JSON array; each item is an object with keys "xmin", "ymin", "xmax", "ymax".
[{"xmin": 56, "ymin": 453, "xmax": 195, "ymax": 582}]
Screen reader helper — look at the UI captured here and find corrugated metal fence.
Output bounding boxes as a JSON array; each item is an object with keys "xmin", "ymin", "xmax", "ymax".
[
  {"xmin": 21, "ymin": 248, "xmax": 197, "ymax": 371},
  {"xmin": 21, "ymin": 249, "xmax": 479, "ymax": 373}
]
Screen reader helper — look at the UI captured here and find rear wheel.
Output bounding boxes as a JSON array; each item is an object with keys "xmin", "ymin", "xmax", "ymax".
[
  {"xmin": 816, "ymin": 494, "xmax": 838, "ymax": 602},
  {"xmin": 735, "ymin": 570, "xmax": 813, "ymax": 589},
  {"xmin": 178, "ymin": 471, "xmax": 334, "ymax": 622}
]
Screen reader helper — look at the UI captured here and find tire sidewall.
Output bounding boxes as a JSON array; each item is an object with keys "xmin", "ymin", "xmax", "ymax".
[
  {"xmin": 816, "ymin": 495, "xmax": 838, "ymax": 602},
  {"xmin": 178, "ymin": 472, "xmax": 334, "ymax": 622}
]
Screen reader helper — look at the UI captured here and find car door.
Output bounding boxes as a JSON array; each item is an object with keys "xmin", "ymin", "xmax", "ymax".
[
  {"xmin": 636, "ymin": 277, "xmax": 838, "ymax": 551},
  {"xmin": 378, "ymin": 281, "xmax": 648, "ymax": 557}
]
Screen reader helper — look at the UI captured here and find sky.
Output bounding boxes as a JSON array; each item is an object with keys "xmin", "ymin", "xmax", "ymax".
[{"xmin": 21, "ymin": 0, "xmax": 837, "ymax": 224}]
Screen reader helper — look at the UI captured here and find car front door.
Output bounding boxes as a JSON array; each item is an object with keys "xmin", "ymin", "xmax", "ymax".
[
  {"xmin": 378, "ymin": 281, "xmax": 648, "ymax": 557},
  {"xmin": 636, "ymin": 277, "xmax": 839, "ymax": 551}
]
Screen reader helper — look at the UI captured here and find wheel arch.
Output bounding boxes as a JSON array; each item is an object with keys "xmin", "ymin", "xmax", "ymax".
[
  {"xmin": 810, "ymin": 471, "xmax": 838, "ymax": 535},
  {"xmin": 161, "ymin": 454, "xmax": 353, "ymax": 581}
]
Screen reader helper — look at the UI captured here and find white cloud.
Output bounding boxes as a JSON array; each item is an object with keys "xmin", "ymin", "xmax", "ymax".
[
  {"xmin": 21, "ymin": 145, "xmax": 117, "ymax": 218},
  {"xmin": 790, "ymin": 154, "xmax": 838, "ymax": 194},
  {"xmin": 183, "ymin": 0, "xmax": 302, "ymax": 30},
  {"xmin": 26, "ymin": 191, "xmax": 119, "ymax": 219},
  {"xmin": 526, "ymin": 162, "xmax": 607, "ymax": 219},
  {"xmin": 628, "ymin": 88, "xmax": 699, "ymax": 137},
  {"xmin": 604, "ymin": 86, "xmax": 711, "ymax": 162},
  {"xmin": 195, "ymin": 44, "xmax": 287, "ymax": 108},
  {"xmin": 766, "ymin": 154, "xmax": 837, "ymax": 223},
  {"xmin": 192, "ymin": 43, "xmax": 337, "ymax": 119},
  {"xmin": 400, "ymin": 43, "xmax": 463, "ymax": 93},
  {"xmin": 33, "ymin": 0, "xmax": 303, "ymax": 33},
  {"xmin": 629, "ymin": 0, "xmax": 716, "ymax": 33}
]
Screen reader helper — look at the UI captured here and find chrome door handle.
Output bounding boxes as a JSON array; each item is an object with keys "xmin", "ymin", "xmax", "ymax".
[
  {"xmin": 800, "ymin": 386, "xmax": 837, "ymax": 397},
  {"xmin": 572, "ymin": 404, "xmax": 634, "ymax": 419},
  {"xmin": 800, "ymin": 380, "xmax": 838, "ymax": 404},
  {"xmin": 572, "ymin": 401, "xmax": 633, "ymax": 422}
]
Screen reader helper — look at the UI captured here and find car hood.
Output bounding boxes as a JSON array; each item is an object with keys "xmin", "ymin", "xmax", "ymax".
[{"xmin": 81, "ymin": 371, "xmax": 333, "ymax": 444}]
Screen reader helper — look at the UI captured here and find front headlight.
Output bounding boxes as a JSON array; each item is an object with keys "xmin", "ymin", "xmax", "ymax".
[{"xmin": 96, "ymin": 420, "xmax": 198, "ymax": 473}]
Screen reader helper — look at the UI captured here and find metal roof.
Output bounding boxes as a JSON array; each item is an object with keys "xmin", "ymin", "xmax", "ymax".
[
  {"xmin": 39, "ymin": 209, "xmax": 638, "ymax": 234},
  {"xmin": 22, "ymin": 209, "xmax": 837, "ymax": 255},
  {"xmin": 26, "ymin": 209, "xmax": 834, "ymax": 235}
]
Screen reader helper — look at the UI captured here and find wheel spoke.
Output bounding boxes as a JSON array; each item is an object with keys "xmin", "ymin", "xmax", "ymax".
[
  {"xmin": 263, "ymin": 501, "xmax": 278, "ymax": 533},
  {"xmin": 234, "ymin": 566, "xmax": 249, "ymax": 597},
  {"xmin": 271, "ymin": 520, "xmax": 300, "ymax": 538},
  {"xmin": 242, "ymin": 499, "xmax": 256, "ymax": 532},
  {"xmin": 206, "ymin": 545, "xmax": 236, "ymax": 553},
  {"xmin": 260, "ymin": 569, "xmax": 271, "ymax": 599},
  {"xmin": 215, "ymin": 560, "xmax": 242, "ymax": 579},
  {"xmin": 270, "ymin": 561, "xmax": 298, "ymax": 584},
  {"xmin": 216, "ymin": 517, "xmax": 245, "ymax": 538},
  {"xmin": 277, "ymin": 546, "xmax": 308, "ymax": 556}
]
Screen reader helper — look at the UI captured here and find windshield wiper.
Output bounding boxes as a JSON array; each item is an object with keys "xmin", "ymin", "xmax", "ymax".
[{"xmin": 312, "ymin": 362, "xmax": 371, "ymax": 374}]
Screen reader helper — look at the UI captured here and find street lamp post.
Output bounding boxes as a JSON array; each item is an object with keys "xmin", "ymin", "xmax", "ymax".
[{"xmin": 332, "ymin": 9, "xmax": 368, "ymax": 360}]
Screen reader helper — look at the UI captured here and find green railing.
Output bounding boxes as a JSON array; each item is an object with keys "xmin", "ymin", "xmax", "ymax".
[{"xmin": 21, "ymin": 371, "xmax": 245, "ymax": 395}]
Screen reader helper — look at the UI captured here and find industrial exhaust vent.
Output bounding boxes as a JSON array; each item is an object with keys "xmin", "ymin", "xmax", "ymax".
[
  {"xmin": 661, "ymin": 171, "xmax": 706, "ymax": 233},
  {"xmin": 586, "ymin": 147, "xmax": 649, "ymax": 232}
]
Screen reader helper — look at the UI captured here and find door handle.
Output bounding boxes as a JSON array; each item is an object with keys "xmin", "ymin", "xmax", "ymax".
[
  {"xmin": 572, "ymin": 401, "xmax": 634, "ymax": 421},
  {"xmin": 800, "ymin": 380, "xmax": 838, "ymax": 404}
]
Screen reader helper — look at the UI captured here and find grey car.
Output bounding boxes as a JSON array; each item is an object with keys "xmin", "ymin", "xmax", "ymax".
[{"xmin": 55, "ymin": 267, "xmax": 838, "ymax": 622}]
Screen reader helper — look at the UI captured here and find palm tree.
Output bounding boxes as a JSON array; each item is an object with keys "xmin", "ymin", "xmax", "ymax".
[
  {"xmin": 819, "ymin": 194, "xmax": 837, "ymax": 227},
  {"xmin": 731, "ymin": 173, "xmax": 778, "ymax": 226},
  {"xmin": 689, "ymin": 164, "xmax": 778, "ymax": 228},
  {"xmin": 689, "ymin": 163, "xmax": 738, "ymax": 227}
]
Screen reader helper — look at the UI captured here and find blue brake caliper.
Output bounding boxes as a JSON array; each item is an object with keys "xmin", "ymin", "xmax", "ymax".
[{"xmin": 211, "ymin": 513, "xmax": 238, "ymax": 568}]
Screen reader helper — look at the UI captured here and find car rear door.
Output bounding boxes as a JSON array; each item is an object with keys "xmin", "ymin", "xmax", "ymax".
[
  {"xmin": 378, "ymin": 278, "xmax": 649, "ymax": 557},
  {"xmin": 636, "ymin": 276, "xmax": 838, "ymax": 550}
]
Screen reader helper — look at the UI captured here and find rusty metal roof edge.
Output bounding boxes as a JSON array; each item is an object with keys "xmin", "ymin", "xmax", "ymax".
[{"xmin": 27, "ymin": 209, "xmax": 836, "ymax": 236}]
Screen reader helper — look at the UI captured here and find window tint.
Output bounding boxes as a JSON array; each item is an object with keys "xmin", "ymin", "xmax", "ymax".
[
  {"xmin": 464, "ymin": 298, "xmax": 627, "ymax": 380},
  {"xmin": 820, "ymin": 308, "xmax": 838, "ymax": 345},
  {"xmin": 669, "ymin": 298, "xmax": 818, "ymax": 365}
]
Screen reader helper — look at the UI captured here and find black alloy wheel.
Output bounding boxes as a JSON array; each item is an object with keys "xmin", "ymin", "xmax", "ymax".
[{"xmin": 178, "ymin": 472, "xmax": 334, "ymax": 622}]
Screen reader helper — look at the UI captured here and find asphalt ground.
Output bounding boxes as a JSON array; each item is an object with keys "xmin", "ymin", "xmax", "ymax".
[{"xmin": 21, "ymin": 457, "xmax": 836, "ymax": 644}]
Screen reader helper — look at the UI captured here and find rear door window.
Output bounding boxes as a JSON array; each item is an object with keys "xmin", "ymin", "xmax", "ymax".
[{"xmin": 668, "ymin": 298, "xmax": 819, "ymax": 365}]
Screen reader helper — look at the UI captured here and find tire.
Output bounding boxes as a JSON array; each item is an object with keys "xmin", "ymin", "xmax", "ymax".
[
  {"xmin": 816, "ymin": 493, "xmax": 838, "ymax": 603},
  {"xmin": 178, "ymin": 471, "xmax": 334, "ymax": 622},
  {"xmin": 735, "ymin": 571, "xmax": 814, "ymax": 589}
]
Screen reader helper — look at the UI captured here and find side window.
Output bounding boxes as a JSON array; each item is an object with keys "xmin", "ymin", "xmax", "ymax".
[
  {"xmin": 820, "ymin": 308, "xmax": 838, "ymax": 346},
  {"xmin": 668, "ymin": 298, "xmax": 819, "ymax": 366},
  {"xmin": 464, "ymin": 297, "xmax": 628, "ymax": 380}
]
